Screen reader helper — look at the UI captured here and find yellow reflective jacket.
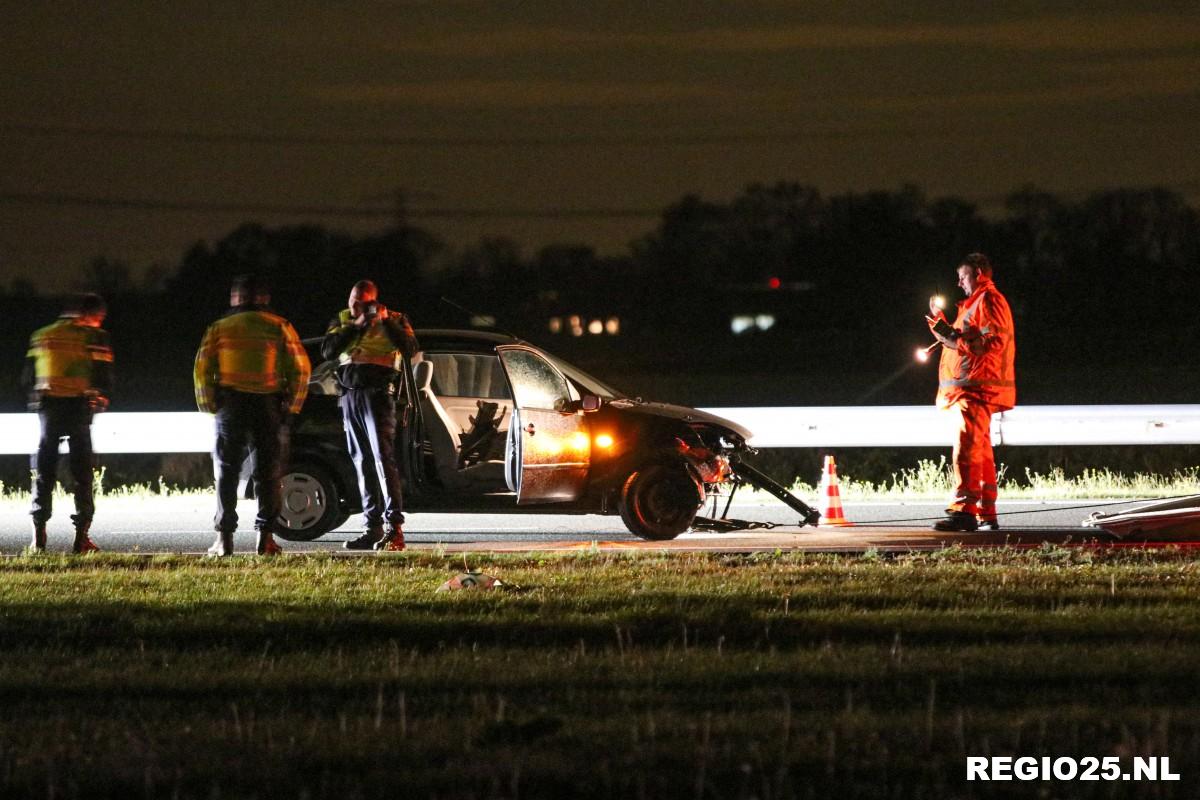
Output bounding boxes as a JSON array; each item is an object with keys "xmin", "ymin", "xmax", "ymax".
[
  {"xmin": 330, "ymin": 309, "xmax": 406, "ymax": 368},
  {"xmin": 25, "ymin": 318, "xmax": 114, "ymax": 398},
  {"xmin": 193, "ymin": 306, "xmax": 311, "ymax": 414},
  {"xmin": 321, "ymin": 309, "xmax": 419, "ymax": 391}
]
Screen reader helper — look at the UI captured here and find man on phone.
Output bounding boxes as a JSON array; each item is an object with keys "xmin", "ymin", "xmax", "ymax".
[{"xmin": 322, "ymin": 280, "xmax": 419, "ymax": 551}]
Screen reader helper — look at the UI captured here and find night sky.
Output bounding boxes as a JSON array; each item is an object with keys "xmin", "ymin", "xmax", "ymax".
[{"xmin": 3, "ymin": 1, "xmax": 1198, "ymax": 289}]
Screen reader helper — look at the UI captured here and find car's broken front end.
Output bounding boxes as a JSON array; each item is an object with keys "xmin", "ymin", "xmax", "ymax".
[
  {"xmin": 676, "ymin": 424, "xmax": 736, "ymax": 500},
  {"xmin": 586, "ymin": 399, "xmax": 819, "ymax": 540},
  {"xmin": 679, "ymin": 421, "xmax": 822, "ymax": 531}
]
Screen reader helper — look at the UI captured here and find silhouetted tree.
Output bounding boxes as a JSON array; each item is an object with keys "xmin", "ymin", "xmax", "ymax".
[
  {"xmin": 4, "ymin": 180, "xmax": 1190, "ymax": 413},
  {"xmin": 8, "ymin": 278, "xmax": 38, "ymax": 297},
  {"xmin": 633, "ymin": 194, "xmax": 733, "ymax": 295},
  {"xmin": 726, "ymin": 182, "xmax": 825, "ymax": 286},
  {"xmin": 1002, "ymin": 186, "xmax": 1069, "ymax": 327},
  {"xmin": 78, "ymin": 256, "xmax": 135, "ymax": 297},
  {"xmin": 168, "ymin": 222, "xmax": 444, "ymax": 336}
]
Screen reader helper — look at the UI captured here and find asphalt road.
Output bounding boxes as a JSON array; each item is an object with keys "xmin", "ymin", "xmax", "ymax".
[{"xmin": 0, "ymin": 496, "xmax": 1152, "ymax": 555}]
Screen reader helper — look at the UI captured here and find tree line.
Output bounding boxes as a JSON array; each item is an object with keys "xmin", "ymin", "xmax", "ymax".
[{"xmin": 3, "ymin": 182, "xmax": 1197, "ymax": 410}]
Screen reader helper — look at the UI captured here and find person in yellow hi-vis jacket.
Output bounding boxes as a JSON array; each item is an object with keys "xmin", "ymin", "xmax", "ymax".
[
  {"xmin": 23, "ymin": 293, "xmax": 112, "ymax": 553},
  {"xmin": 321, "ymin": 279, "xmax": 419, "ymax": 552},
  {"xmin": 194, "ymin": 274, "xmax": 310, "ymax": 556}
]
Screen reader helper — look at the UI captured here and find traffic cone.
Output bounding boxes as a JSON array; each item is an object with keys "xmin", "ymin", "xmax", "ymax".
[{"xmin": 820, "ymin": 455, "xmax": 854, "ymax": 526}]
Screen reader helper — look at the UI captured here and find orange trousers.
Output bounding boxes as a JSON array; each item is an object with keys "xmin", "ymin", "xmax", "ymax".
[{"xmin": 947, "ymin": 398, "xmax": 998, "ymax": 520}]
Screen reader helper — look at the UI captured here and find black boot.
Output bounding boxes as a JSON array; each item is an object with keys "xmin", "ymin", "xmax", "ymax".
[
  {"xmin": 72, "ymin": 520, "xmax": 99, "ymax": 554},
  {"xmin": 207, "ymin": 530, "xmax": 235, "ymax": 557},
  {"xmin": 30, "ymin": 519, "xmax": 47, "ymax": 553},
  {"xmin": 344, "ymin": 526, "xmax": 384, "ymax": 550},
  {"xmin": 374, "ymin": 523, "xmax": 406, "ymax": 552},
  {"xmin": 933, "ymin": 512, "xmax": 979, "ymax": 532},
  {"xmin": 978, "ymin": 518, "xmax": 1001, "ymax": 531}
]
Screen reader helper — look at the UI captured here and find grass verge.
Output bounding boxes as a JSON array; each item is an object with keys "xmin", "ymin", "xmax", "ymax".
[
  {"xmin": 0, "ymin": 549, "xmax": 1197, "ymax": 798},
  {"xmin": 4, "ymin": 460, "xmax": 1199, "ymax": 514},
  {"xmin": 792, "ymin": 459, "xmax": 1200, "ymax": 501}
]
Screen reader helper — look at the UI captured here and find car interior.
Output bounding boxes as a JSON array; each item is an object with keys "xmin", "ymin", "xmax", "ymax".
[
  {"xmin": 309, "ymin": 351, "xmax": 514, "ymax": 492},
  {"xmin": 414, "ymin": 353, "xmax": 513, "ymax": 491}
]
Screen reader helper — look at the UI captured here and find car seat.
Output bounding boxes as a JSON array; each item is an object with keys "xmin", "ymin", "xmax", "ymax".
[
  {"xmin": 414, "ymin": 360, "xmax": 509, "ymax": 491},
  {"xmin": 414, "ymin": 360, "xmax": 462, "ymax": 487}
]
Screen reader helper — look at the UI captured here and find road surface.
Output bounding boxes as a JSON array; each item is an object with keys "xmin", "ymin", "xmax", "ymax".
[{"xmin": 0, "ymin": 496, "xmax": 1162, "ymax": 555}]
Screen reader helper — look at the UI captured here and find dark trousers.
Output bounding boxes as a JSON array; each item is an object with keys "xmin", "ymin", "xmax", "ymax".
[
  {"xmin": 339, "ymin": 387, "xmax": 404, "ymax": 528},
  {"xmin": 214, "ymin": 390, "xmax": 286, "ymax": 534},
  {"xmin": 30, "ymin": 397, "xmax": 94, "ymax": 526}
]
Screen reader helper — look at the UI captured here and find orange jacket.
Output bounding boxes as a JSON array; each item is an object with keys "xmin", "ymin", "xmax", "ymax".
[{"xmin": 933, "ymin": 277, "xmax": 1016, "ymax": 411}]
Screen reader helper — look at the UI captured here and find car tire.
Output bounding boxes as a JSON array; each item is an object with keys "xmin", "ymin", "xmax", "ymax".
[
  {"xmin": 276, "ymin": 462, "xmax": 343, "ymax": 541},
  {"xmin": 618, "ymin": 462, "xmax": 703, "ymax": 541}
]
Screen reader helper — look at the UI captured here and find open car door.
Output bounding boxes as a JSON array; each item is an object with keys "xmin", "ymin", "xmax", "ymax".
[
  {"xmin": 497, "ymin": 345, "xmax": 590, "ymax": 503},
  {"xmin": 396, "ymin": 351, "xmax": 428, "ymax": 495}
]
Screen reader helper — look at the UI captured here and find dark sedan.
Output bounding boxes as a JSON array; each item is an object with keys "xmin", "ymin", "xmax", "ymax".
[{"xmin": 275, "ymin": 329, "xmax": 818, "ymax": 541}]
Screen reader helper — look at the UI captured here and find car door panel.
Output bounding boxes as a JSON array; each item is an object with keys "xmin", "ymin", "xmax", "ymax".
[
  {"xmin": 513, "ymin": 407, "xmax": 589, "ymax": 501},
  {"xmin": 497, "ymin": 346, "xmax": 590, "ymax": 504}
]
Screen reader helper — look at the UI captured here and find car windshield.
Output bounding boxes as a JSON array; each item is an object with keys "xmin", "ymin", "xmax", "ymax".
[{"xmin": 541, "ymin": 352, "xmax": 625, "ymax": 400}]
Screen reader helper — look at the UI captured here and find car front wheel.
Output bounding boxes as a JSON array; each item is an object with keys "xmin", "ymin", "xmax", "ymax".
[
  {"xmin": 275, "ymin": 462, "xmax": 346, "ymax": 541},
  {"xmin": 618, "ymin": 462, "xmax": 703, "ymax": 541}
]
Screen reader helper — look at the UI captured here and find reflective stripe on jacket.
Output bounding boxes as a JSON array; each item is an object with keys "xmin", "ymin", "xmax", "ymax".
[
  {"xmin": 935, "ymin": 277, "xmax": 1016, "ymax": 411},
  {"xmin": 330, "ymin": 309, "xmax": 403, "ymax": 369},
  {"xmin": 193, "ymin": 307, "xmax": 311, "ymax": 414},
  {"xmin": 26, "ymin": 318, "xmax": 113, "ymax": 397}
]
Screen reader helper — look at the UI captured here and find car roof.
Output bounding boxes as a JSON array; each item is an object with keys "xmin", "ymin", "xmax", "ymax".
[
  {"xmin": 415, "ymin": 328, "xmax": 522, "ymax": 350},
  {"xmin": 301, "ymin": 326, "xmax": 627, "ymax": 399},
  {"xmin": 301, "ymin": 328, "xmax": 523, "ymax": 353}
]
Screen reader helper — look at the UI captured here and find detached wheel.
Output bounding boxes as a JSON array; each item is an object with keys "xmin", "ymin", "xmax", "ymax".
[
  {"xmin": 618, "ymin": 463, "xmax": 703, "ymax": 541},
  {"xmin": 276, "ymin": 462, "xmax": 344, "ymax": 541}
]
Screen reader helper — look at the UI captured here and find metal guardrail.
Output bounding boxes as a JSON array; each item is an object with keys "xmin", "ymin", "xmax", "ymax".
[
  {"xmin": 0, "ymin": 412, "xmax": 214, "ymax": 455},
  {"xmin": 1, "ymin": 405, "xmax": 1198, "ymax": 455},
  {"xmin": 703, "ymin": 405, "xmax": 1200, "ymax": 448}
]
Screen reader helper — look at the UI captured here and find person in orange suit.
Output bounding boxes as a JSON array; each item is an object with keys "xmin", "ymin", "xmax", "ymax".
[{"xmin": 926, "ymin": 253, "xmax": 1016, "ymax": 532}]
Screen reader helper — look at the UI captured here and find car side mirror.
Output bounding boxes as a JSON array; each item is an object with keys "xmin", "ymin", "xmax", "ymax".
[{"xmin": 580, "ymin": 394, "xmax": 602, "ymax": 412}]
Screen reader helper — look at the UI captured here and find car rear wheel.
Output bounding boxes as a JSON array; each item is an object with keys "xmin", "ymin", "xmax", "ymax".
[
  {"xmin": 276, "ymin": 462, "xmax": 345, "ymax": 541},
  {"xmin": 618, "ymin": 462, "xmax": 703, "ymax": 541}
]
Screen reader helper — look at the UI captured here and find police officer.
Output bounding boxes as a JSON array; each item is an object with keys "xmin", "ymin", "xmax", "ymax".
[
  {"xmin": 322, "ymin": 279, "xmax": 419, "ymax": 551},
  {"xmin": 194, "ymin": 274, "xmax": 311, "ymax": 556},
  {"xmin": 23, "ymin": 293, "xmax": 112, "ymax": 553}
]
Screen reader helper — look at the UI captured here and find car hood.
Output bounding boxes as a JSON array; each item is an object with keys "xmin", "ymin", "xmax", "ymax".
[{"xmin": 604, "ymin": 399, "xmax": 753, "ymax": 441}]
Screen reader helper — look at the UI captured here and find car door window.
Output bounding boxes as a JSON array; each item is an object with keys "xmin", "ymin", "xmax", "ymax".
[
  {"xmin": 424, "ymin": 353, "xmax": 511, "ymax": 399},
  {"xmin": 499, "ymin": 349, "xmax": 572, "ymax": 411}
]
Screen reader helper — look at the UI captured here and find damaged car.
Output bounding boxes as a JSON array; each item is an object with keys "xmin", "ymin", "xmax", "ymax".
[{"xmin": 273, "ymin": 329, "xmax": 819, "ymax": 541}]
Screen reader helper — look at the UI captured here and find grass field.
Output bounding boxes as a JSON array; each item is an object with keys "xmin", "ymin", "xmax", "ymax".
[
  {"xmin": 0, "ymin": 550, "xmax": 1196, "ymax": 799},
  {"xmin": 792, "ymin": 459, "xmax": 1200, "ymax": 501}
]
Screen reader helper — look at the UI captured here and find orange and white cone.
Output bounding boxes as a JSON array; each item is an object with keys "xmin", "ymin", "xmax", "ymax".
[{"xmin": 820, "ymin": 455, "xmax": 854, "ymax": 526}]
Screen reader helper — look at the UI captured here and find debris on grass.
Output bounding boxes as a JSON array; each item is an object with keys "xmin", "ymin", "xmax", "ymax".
[{"xmin": 437, "ymin": 572, "xmax": 504, "ymax": 592}]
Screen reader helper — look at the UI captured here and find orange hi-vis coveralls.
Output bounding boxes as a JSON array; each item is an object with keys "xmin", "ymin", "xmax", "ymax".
[{"xmin": 931, "ymin": 277, "xmax": 1016, "ymax": 521}]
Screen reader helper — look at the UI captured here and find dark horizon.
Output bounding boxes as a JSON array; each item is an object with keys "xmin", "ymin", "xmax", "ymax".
[
  {"xmin": 2, "ymin": 178, "xmax": 1196, "ymax": 297},
  {"xmin": 3, "ymin": 179, "xmax": 1197, "ymax": 417},
  {"xmin": 3, "ymin": 3, "xmax": 1198, "ymax": 289}
]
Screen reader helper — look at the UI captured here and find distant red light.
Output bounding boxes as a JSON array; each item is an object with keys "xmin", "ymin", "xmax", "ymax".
[{"xmin": 767, "ymin": 276, "xmax": 781, "ymax": 289}]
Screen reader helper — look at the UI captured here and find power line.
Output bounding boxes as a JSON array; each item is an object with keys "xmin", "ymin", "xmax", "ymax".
[
  {"xmin": 0, "ymin": 191, "xmax": 662, "ymax": 220},
  {"xmin": 4, "ymin": 119, "xmax": 1194, "ymax": 150},
  {"xmin": 2, "ymin": 183, "xmax": 1195, "ymax": 222},
  {"xmin": 0, "ymin": 120, "xmax": 951, "ymax": 148}
]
